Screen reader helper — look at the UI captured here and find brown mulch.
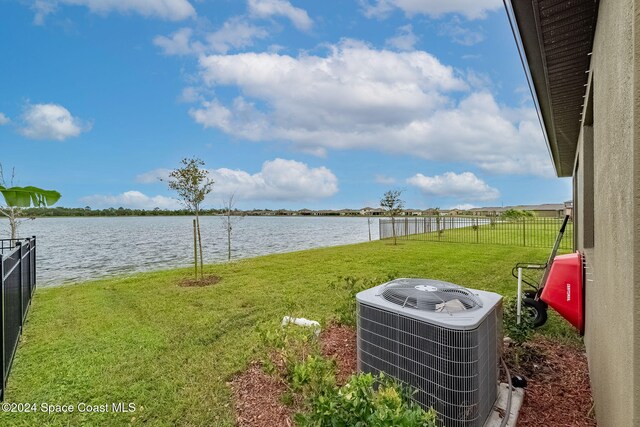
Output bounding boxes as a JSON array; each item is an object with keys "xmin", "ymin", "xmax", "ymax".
[
  {"xmin": 228, "ymin": 324, "xmax": 358, "ymax": 427},
  {"xmin": 231, "ymin": 325, "xmax": 596, "ymax": 427},
  {"xmin": 319, "ymin": 324, "xmax": 358, "ymax": 385},
  {"xmin": 228, "ymin": 361, "xmax": 293, "ymax": 427},
  {"xmin": 507, "ymin": 335, "xmax": 596, "ymax": 427},
  {"xmin": 179, "ymin": 274, "xmax": 221, "ymax": 287}
]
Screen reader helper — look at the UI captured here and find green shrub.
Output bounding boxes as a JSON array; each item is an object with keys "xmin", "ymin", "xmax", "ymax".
[
  {"xmin": 290, "ymin": 355, "xmax": 336, "ymax": 397},
  {"xmin": 503, "ymin": 296, "xmax": 535, "ymax": 346},
  {"xmin": 296, "ymin": 372, "xmax": 437, "ymax": 427},
  {"xmin": 330, "ymin": 274, "xmax": 397, "ymax": 326},
  {"xmin": 502, "ymin": 209, "xmax": 535, "ymax": 220},
  {"xmin": 258, "ymin": 323, "xmax": 321, "ymax": 377}
]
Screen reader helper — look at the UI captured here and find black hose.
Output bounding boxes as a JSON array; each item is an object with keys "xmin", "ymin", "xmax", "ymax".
[{"xmin": 500, "ymin": 357, "xmax": 513, "ymax": 427}]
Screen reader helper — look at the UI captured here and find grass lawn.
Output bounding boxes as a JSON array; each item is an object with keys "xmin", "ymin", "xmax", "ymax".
[
  {"xmin": 1, "ymin": 239, "xmax": 580, "ymax": 426},
  {"xmin": 396, "ymin": 218, "xmax": 574, "ymax": 251}
]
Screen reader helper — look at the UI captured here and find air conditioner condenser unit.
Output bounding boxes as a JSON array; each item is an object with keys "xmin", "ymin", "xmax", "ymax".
[{"xmin": 356, "ymin": 278, "xmax": 503, "ymax": 427}]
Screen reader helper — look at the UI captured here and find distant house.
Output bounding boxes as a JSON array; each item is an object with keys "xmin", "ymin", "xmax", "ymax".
[
  {"xmin": 314, "ymin": 210, "xmax": 339, "ymax": 216},
  {"xmin": 469, "ymin": 204, "xmax": 565, "ymax": 218},
  {"xmin": 359, "ymin": 207, "xmax": 385, "ymax": 216},
  {"xmin": 338, "ymin": 209, "xmax": 358, "ymax": 216},
  {"xmin": 404, "ymin": 209, "xmax": 423, "ymax": 216}
]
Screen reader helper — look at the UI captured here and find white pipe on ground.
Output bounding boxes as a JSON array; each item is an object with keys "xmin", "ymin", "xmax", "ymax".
[
  {"xmin": 281, "ymin": 316, "xmax": 321, "ymax": 336},
  {"xmin": 516, "ymin": 267, "xmax": 523, "ymax": 325}
]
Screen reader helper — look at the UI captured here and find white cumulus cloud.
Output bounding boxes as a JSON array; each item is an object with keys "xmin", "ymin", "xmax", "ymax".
[
  {"xmin": 407, "ymin": 171, "xmax": 499, "ymax": 201},
  {"xmin": 439, "ymin": 18, "xmax": 485, "ymax": 46},
  {"xmin": 154, "ymin": 18, "xmax": 268, "ymax": 56},
  {"xmin": 385, "ymin": 24, "xmax": 418, "ymax": 51},
  {"xmin": 0, "ymin": 113, "xmax": 10, "ymax": 125},
  {"xmin": 359, "ymin": 0, "xmax": 502, "ymax": 20},
  {"xmin": 19, "ymin": 103, "xmax": 90, "ymax": 141},
  {"xmin": 154, "ymin": 28, "xmax": 200, "ymax": 56},
  {"xmin": 136, "ymin": 158, "xmax": 338, "ymax": 202},
  {"xmin": 188, "ymin": 40, "xmax": 552, "ymax": 176},
  {"xmin": 248, "ymin": 0, "xmax": 313, "ymax": 31},
  {"xmin": 80, "ymin": 191, "xmax": 181, "ymax": 209},
  {"xmin": 32, "ymin": 0, "xmax": 195, "ymax": 24}
]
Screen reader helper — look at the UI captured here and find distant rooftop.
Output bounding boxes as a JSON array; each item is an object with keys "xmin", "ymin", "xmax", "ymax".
[{"xmin": 470, "ymin": 203, "xmax": 565, "ymax": 212}]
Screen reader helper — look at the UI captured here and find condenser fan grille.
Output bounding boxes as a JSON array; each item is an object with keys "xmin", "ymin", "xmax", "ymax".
[{"xmin": 379, "ymin": 279, "xmax": 482, "ymax": 311}]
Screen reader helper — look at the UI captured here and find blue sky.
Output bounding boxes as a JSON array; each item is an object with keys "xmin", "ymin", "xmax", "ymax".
[{"xmin": 0, "ymin": 0, "xmax": 571, "ymax": 210}]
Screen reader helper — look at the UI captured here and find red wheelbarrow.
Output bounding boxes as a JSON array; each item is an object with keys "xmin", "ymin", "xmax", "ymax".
[{"xmin": 511, "ymin": 215, "xmax": 585, "ymax": 333}]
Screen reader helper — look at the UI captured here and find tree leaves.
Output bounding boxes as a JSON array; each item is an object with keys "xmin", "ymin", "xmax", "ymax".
[
  {"xmin": 380, "ymin": 190, "xmax": 404, "ymax": 215},
  {"xmin": 0, "ymin": 185, "xmax": 61, "ymax": 208},
  {"xmin": 166, "ymin": 157, "xmax": 214, "ymax": 212}
]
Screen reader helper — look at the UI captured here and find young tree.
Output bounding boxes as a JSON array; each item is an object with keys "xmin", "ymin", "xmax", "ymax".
[
  {"xmin": 166, "ymin": 157, "xmax": 214, "ymax": 279},
  {"xmin": 0, "ymin": 165, "xmax": 61, "ymax": 241},
  {"xmin": 380, "ymin": 190, "xmax": 404, "ymax": 245},
  {"xmin": 222, "ymin": 193, "xmax": 242, "ymax": 262}
]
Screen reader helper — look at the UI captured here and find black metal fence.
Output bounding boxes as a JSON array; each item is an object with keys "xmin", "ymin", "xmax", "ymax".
[
  {"xmin": 379, "ymin": 216, "xmax": 573, "ymax": 250},
  {"xmin": 0, "ymin": 237, "xmax": 36, "ymax": 400}
]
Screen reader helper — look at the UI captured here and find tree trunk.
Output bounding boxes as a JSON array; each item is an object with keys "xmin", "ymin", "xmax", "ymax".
[
  {"xmin": 192, "ymin": 219, "xmax": 198, "ymax": 279},
  {"xmin": 391, "ymin": 216, "xmax": 397, "ymax": 245},
  {"xmin": 227, "ymin": 215, "xmax": 231, "ymax": 261},
  {"xmin": 196, "ymin": 213, "xmax": 203, "ymax": 279},
  {"xmin": 9, "ymin": 215, "xmax": 17, "ymax": 240}
]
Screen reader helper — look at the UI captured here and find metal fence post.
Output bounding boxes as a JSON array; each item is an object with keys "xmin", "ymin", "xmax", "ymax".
[
  {"xmin": 16, "ymin": 242, "xmax": 23, "ymax": 329},
  {"xmin": 475, "ymin": 218, "xmax": 479, "ymax": 243},
  {"xmin": 32, "ymin": 236, "xmax": 36, "ymax": 292},
  {"xmin": 0, "ymin": 248, "xmax": 4, "ymax": 400},
  {"xmin": 522, "ymin": 218, "xmax": 526, "ymax": 247}
]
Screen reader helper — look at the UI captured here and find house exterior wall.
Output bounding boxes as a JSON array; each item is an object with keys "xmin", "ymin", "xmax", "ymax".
[{"xmin": 577, "ymin": 0, "xmax": 639, "ymax": 425}]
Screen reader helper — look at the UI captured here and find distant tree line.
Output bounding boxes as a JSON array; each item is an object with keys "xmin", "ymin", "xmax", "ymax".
[{"xmin": 21, "ymin": 206, "xmax": 233, "ymax": 217}]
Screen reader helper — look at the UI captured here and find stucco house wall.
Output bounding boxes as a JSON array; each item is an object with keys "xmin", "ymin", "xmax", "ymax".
[{"xmin": 576, "ymin": 0, "xmax": 639, "ymax": 424}]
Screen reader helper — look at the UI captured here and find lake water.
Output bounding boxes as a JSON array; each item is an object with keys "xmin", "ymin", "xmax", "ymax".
[{"xmin": 2, "ymin": 216, "xmax": 380, "ymax": 287}]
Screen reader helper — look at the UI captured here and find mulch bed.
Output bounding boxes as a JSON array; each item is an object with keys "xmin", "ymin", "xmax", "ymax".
[
  {"xmin": 228, "ymin": 361, "xmax": 293, "ymax": 427},
  {"xmin": 319, "ymin": 324, "xmax": 357, "ymax": 385},
  {"xmin": 228, "ymin": 324, "xmax": 355, "ymax": 427},
  {"xmin": 230, "ymin": 325, "xmax": 596, "ymax": 427},
  {"xmin": 179, "ymin": 274, "xmax": 221, "ymax": 287},
  {"xmin": 507, "ymin": 335, "xmax": 596, "ymax": 427}
]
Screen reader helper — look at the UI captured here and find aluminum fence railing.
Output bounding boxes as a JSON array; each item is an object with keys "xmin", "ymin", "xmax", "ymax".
[
  {"xmin": 0, "ymin": 237, "xmax": 36, "ymax": 400},
  {"xmin": 379, "ymin": 216, "xmax": 573, "ymax": 250}
]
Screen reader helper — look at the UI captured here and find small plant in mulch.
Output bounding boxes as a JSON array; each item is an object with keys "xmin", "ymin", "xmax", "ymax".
[
  {"xmin": 244, "ymin": 322, "xmax": 437, "ymax": 427},
  {"xmin": 330, "ymin": 273, "xmax": 397, "ymax": 326},
  {"xmin": 502, "ymin": 296, "xmax": 537, "ymax": 367},
  {"xmin": 512, "ymin": 335, "xmax": 596, "ymax": 427},
  {"xmin": 179, "ymin": 274, "xmax": 221, "ymax": 287},
  {"xmin": 295, "ymin": 372, "xmax": 437, "ymax": 427},
  {"xmin": 258, "ymin": 322, "xmax": 323, "ymax": 378},
  {"xmin": 501, "ymin": 297, "xmax": 596, "ymax": 426}
]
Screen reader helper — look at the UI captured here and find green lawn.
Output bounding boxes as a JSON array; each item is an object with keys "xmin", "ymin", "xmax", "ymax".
[
  {"xmin": 399, "ymin": 218, "xmax": 574, "ymax": 250},
  {"xmin": 1, "ymin": 239, "xmax": 579, "ymax": 426}
]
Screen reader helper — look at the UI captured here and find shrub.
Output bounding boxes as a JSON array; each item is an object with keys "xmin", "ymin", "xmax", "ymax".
[
  {"xmin": 290, "ymin": 355, "xmax": 336, "ymax": 397},
  {"xmin": 330, "ymin": 274, "xmax": 396, "ymax": 326},
  {"xmin": 258, "ymin": 323, "xmax": 321, "ymax": 377},
  {"xmin": 502, "ymin": 209, "xmax": 535, "ymax": 221},
  {"xmin": 502, "ymin": 296, "xmax": 537, "ymax": 368},
  {"xmin": 503, "ymin": 296, "xmax": 535, "ymax": 346},
  {"xmin": 296, "ymin": 372, "xmax": 437, "ymax": 427}
]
